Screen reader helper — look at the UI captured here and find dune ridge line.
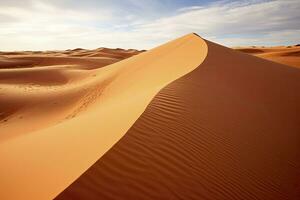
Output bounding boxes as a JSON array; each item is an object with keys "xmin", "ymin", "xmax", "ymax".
[
  {"xmin": 56, "ymin": 38, "xmax": 300, "ymax": 200},
  {"xmin": 0, "ymin": 33, "xmax": 208, "ymax": 200}
]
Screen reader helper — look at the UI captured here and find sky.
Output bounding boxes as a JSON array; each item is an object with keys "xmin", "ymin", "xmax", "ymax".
[{"xmin": 0, "ymin": 0, "xmax": 299, "ymax": 51}]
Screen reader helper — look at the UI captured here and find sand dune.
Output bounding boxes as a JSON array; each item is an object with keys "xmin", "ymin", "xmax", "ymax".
[
  {"xmin": 0, "ymin": 48, "xmax": 140, "ymax": 139},
  {"xmin": 0, "ymin": 34, "xmax": 207, "ymax": 200},
  {"xmin": 236, "ymin": 45, "xmax": 300, "ymax": 68},
  {"xmin": 56, "ymin": 38, "xmax": 300, "ymax": 200},
  {"xmin": 1, "ymin": 34, "xmax": 300, "ymax": 200}
]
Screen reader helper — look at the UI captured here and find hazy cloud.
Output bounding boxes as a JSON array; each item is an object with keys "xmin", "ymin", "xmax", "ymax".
[
  {"xmin": 135, "ymin": 0, "xmax": 300, "ymax": 46},
  {"xmin": 0, "ymin": 0, "xmax": 299, "ymax": 50}
]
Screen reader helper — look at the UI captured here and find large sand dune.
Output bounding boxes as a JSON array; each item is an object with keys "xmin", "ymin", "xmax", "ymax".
[
  {"xmin": 56, "ymin": 37, "xmax": 300, "ymax": 200},
  {"xmin": 0, "ymin": 34, "xmax": 207, "ymax": 200},
  {"xmin": 1, "ymin": 34, "xmax": 300, "ymax": 200}
]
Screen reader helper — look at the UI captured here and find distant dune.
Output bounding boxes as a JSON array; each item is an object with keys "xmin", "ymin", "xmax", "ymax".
[
  {"xmin": 235, "ymin": 45, "xmax": 300, "ymax": 68},
  {"xmin": 0, "ymin": 48, "xmax": 143, "ymax": 138},
  {"xmin": 1, "ymin": 34, "xmax": 300, "ymax": 200}
]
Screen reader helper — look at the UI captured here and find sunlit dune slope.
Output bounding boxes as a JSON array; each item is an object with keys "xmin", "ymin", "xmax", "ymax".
[
  {"xmin": 0, "ymin": 34, "xmax": 207, "ymax": 200},
  {"xmin": 0, "ymin": 49, "xmax": 141, "ymax": 139},
  {"xmin": 236, "ymin": 45, "xmax": 300, "ymax": 68},
  {"xmin": 57, "ymin": 39, "xmax": 300, "ymax": 200}
]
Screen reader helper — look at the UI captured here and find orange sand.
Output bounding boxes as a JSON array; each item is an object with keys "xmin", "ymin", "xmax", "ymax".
[
  {"xmin": 1, "ymin": 34, "xmax": 300, "ymax": 200},
  {"xmin": 57, "ymin": 38, "xmax": 300, "ymax": 200},
  {"xmin": 0, "ymin": 34, "xmax": 207, "ymax": 200},
  {"xmin": 236, "ymin": 45, "xmax": 300, "ymax": 68}
]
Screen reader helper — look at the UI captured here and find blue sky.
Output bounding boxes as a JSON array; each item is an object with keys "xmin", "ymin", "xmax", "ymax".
[{"xmin": 0, "ymin": 0, "xmax": 299, "ymax": 50}]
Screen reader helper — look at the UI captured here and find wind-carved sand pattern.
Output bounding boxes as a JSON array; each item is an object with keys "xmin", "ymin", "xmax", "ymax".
[
  {"xmin": 0, "ymin": 34, "xmax": 208, "ymax": 200},
  {"xmin": 1, "ymin": 34, "xmax": 300, "ymax": 200},
  {"xmin": 56, "ymin": 37, "xmax": 300, "ymax": 200}
]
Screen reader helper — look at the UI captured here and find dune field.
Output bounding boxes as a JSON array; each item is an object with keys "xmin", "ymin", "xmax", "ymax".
[
  {"xmin": 0, "ymin": 47, "xmax": 143, "ymax": 138},
  {"xmin": 236, "ymin": 45, "xmax": 300, "ymax": 68},
  {"xmin": 1, "ymin": 34, "xmax": 300, "ymax": 200}
]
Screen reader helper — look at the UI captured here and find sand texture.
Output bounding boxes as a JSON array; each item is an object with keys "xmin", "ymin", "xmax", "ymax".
[
  {"xmin": 0, "ymin": 34, "xmax": 207, "ymax": 200},
  {"xmin": 1, "ymin": 34, "xmax": 300, "ymax": 200},
  {"xmin": 57, "ymin": 39, "xmax": 300, "ymax": 200}
]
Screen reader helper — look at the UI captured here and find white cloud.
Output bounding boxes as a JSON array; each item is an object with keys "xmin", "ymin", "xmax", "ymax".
[
  {"xmin": 0, "ymin": 0, "xmax": 299, "ymax": 50},
  {"xmin": 134, "ymin": 0, "xmax": 300, "ymax": 47}
]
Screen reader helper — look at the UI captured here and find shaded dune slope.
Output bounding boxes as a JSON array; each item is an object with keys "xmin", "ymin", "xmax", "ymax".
[
  {"xmin": 0, "ymin": 34, "xmax": 207, "ymax": 200},
  {"xmin": 57, "ymin": 40, "xmax": 300, "ymax": 200}
]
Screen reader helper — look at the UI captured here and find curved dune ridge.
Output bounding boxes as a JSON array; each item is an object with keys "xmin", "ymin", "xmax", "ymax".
[
  {"xmin": 56, "ymin": 39, "xmax": 300, "ymax": 199},
  {"xmin": 0, "ymin": 34, "xmax": 207, "ymax": 200}
]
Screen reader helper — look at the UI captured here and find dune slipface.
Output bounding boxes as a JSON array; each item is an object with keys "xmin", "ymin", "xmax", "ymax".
[
  {"xmin": 56, "ymin": 38, "xmax": 300, "ymax": 199},
  {"xmin": 0, "ymin": 34, "xmax": 207, "ymax": 200}
]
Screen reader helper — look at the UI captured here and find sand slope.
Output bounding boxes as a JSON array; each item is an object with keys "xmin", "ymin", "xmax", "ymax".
[
  {"xmin": 0, "ymin": 49, "xmax": 140, "ymax": 140},
  {"xmin": 56, "ymin": 39, "xmax": 300, "ymax": 199},
  {"xmin": 0, "ymin": 34, "xmax": 207, "ymax": 200},
  {"xmin": 236, "ymin": 45, "xmax": 300, "ymax": 68}
]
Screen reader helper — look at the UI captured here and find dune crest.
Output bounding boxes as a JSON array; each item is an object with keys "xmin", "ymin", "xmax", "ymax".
[
  {"xmin": 57, "ymin": 39, "xmax": 300, "ymax": 199},
  {"xmin": 0, "ymin": 34, "xmax": 207, "ymax": 200}
]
